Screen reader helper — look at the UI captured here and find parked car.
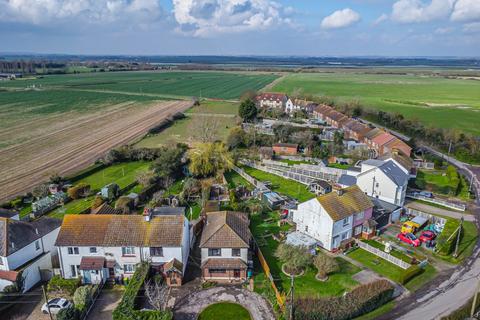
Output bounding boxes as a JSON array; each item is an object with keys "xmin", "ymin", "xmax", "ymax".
[
  {"xmin": 419, "ymin": 230, "xmax": 437, "ymax": 243},
  {"xmin": 397, "ymin": 233, "xmax": 421, "ymax": 247},
  {"xmin": 41, "ymin": 298, "xmax": 72, "ymax": 315}
]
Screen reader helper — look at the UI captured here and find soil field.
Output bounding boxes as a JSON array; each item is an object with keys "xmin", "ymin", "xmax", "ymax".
[
  {"xmin": 0, "ymin": 100, "xmax": 191, "ymax": 202},
  {"xmin": 272, "ymin": 72, "xmax": 480, "ymax": 135}
]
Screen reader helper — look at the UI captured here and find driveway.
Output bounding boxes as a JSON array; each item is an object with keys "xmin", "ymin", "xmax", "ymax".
[
  {"xmin": 405, "ymin": 199, "xmax": 475, "ymax": 222},
  {"xmin": 173, "ymin": 286, "xmax": 275, "ymax": 320},
  {"xmin": 86, "ymin": 287, "xmax": 124, "ymax": 320}
]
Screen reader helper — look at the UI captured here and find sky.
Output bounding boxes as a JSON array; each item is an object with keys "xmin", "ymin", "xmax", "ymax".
[{"xmin": 0, "ymin": 0, "xmax": 479, "ymax": 57}]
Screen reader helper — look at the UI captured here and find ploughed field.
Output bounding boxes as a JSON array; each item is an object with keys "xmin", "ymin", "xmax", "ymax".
[
  {"xmin": 272, "ymin": 72, "xmax": 480, "ymax": 135},
  {"xmin": 0, "ymin": 100, "xmax": 191, "ymax": 202}
]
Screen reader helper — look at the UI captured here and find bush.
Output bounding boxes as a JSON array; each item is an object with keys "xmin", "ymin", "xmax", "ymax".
[
  {"xmin": 295, "ymin": 280, "xmax": 394, "ymax": 320},
  {"xmin": 73, "ymin": 285, "xmax": 93, "ymax": 313},
  {"xmin": 113, "ymin": 263, "xmax": 173, "ymax": 320},
  {"xmin": 399, "ymin": 265, "xmax": 423, "ymax": 285},
  {"xmin": 67, "ymin": 183, "xmax": 90, "ymax": 200},
  {"xmin": 48, "ymin": 276, "xmax": 81, "ymax": 296},
  {"xmin": 57, "ymin": 306, "xmax": 78, "ymax": 320},
  {"xmin": 436, "ymin": 219, "xmax": 462, "ymax": 256}
]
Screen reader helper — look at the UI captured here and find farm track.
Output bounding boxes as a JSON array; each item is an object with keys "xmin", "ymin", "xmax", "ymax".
[{"xmin": 0, "ymin": 100, "xmax": 192, "ymax": 202}]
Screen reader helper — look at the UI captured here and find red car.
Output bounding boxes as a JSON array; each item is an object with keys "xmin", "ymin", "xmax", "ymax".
[
  {"xmin": 397, "ymin": 233, "xmax": 421, "ymax": 247},
  {"xmin": 419, "ymin": 230, "xmax": 436, "ymax": 243}
]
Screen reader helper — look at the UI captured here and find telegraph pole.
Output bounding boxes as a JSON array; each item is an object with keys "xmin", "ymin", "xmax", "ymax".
[
  {"xmin": 289, "ymin": 274, "xmax": 295, "ymax": 320},
  {"xmin": 42, "ymin": 284, "xmax": 54, "ymax": 320},
  {"xmin": 453, "ymin": 217, "xmax": 464, "ymax": 258}
]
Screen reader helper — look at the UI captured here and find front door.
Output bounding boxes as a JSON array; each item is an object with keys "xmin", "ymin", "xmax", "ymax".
[
  {"xmin": 233, "ymin": 269, "xmax": 241, "ymax": 278},
  {"xmin": 83, "ymin": 270, "xmax": 91, "ymax": 284},
  {"xmin": 109, "ymin": 268, "xmax": 115, "ymax": 278}
]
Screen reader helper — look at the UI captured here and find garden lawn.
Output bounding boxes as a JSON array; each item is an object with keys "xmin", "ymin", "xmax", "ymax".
[
  {"xmin": 198, "ymin": 302, "xmax": 251, "ymax": 320},
  {"xmin": 224, "ymin": 170, "xmax": 253, "ymax": 190},
  {"xmin": 278, "ymin": 159, "xmax": 314, "ymax": 166},
  {"xmin": 73, "ymin": 161, "xmax": 150, "ymax": 191},
  {"xmin": 48, "ymin": 195, "xmax": 95, "ymax": 219},
  {"xmin": 251, "ymin": 212, "xmax": 360, "ymax": 297},
  {"xmin": 241, "ymin": 165, "xmax": 315, "ymax": 202}
]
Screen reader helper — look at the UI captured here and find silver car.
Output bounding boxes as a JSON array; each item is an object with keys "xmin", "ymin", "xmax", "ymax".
[{"xmin": 41, "ymin": 298, "xmax": 72, "ymax": 315}]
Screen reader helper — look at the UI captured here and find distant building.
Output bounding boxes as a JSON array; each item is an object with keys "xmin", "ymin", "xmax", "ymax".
[
  {"xmin": 200, "ymin": 211, "xmax": 251, "ymax": 282},
  {"xmin": 255, "ymin": 93, "xmax": 287, "ymax": 109},
  {"xmin": 272, "ymin": 143, "xmax": 298, "ymax": 156}
]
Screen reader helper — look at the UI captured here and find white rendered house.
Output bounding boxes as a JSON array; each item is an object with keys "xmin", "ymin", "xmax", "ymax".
[{"xmin": 55, "ymin": 213, "xmax": 190, "ymax": 286}]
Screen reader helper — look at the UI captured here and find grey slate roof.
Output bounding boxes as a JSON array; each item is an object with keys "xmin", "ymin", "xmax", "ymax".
[
  {"xmin": 378, "ymin": 160, "xmax": 409, "ymax": 186},
  {"xmin": 338, "ymin": 174, "xmax": 357, "ymax": 187},
  {"xmin": 362, "ymin": 159, "xmax": 385, "ymax": 167},
  {"xmin": 152, "ymin": 206, "xmax": 186, "ymax": 216},
  {"xmin": 0, "ymin": 217, "xmax": 61, "ymax": 256},
  {"xmin": 0, "ymin": 209, "xmax": 19, "ymax": 219}
]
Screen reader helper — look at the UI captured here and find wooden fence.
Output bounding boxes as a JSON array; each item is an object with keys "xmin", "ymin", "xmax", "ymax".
[
  {"xmin": 256, "ymin": 246, "xmax": 286, "ymax": 311},
  {"xmin": 357, "ymin": 240, "xmax": 411, "ymax": 270}
]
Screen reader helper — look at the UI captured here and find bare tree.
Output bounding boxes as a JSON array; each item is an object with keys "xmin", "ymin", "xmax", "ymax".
[
  {"xmin": 144, "ymin": 279, "xmax": 168, "ymax": 311},
  {"xmin": 190, "ymin": 116, "xmax": 220, "ymax": 143}
]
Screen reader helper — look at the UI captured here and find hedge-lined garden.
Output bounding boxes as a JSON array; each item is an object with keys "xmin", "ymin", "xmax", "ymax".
[
  {"xmin": 294, "ymin": 280, "xmax": 394, "ymax": 320},
  {"xmin": 112, "ymin": 263, "xmax": 172, "ymax": 320}
]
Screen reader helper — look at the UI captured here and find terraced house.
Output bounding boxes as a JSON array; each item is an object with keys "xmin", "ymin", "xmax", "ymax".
[
  {"xmin": 292, "ymin": 185, "xmax": 374, "ymax": 251},
  {"xmin": 55, "ymin": 213, "xmax": 190, "ymax": 287}
]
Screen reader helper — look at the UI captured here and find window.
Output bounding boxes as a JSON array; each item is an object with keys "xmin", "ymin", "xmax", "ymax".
[
  {"xmin": 232, "ymin": 249, "xmax": 241, "ymax": 257},
  {"xmin": 89, "ymin": 247, "xmax": 97, "ymax": 253},
  {"xmin": 35, "ymin": 240, "xmax": 40, "ymax": 250},
  {"xmin": 343, "ymin": 217, "xmax": 349, "ymax": 226},
  {"xmin": 208, "ymin": 248, "xmax": 221, "ymax": 256},
  {"xmin": 150, "ymin": 247, "xmax": 163, "ymax": 257},
  {"xmin": 70, "ymin": 265, "xmax": 77, "ymax": 277},
  {"xmin": 356, "ymin": 212, "xmax": 364, "ymax": 220},
  {"xmin": 305, "ymin": 225, "xmax": 309, "ymax": 232},
  {"xmin": 0, "ymin": 257, "xmax": 3, "ymax": 265},
  {"xmin": 341, "ymin": 232, "xmax": 348, "ymax": 240},
  {"xmin": 124, "ymin": 264, "xmax": 136, "ymax": 273},
  {"xmin": 67, "ymin": 247, "xmax": 79, "ymax": 255},
  {"xmin": 122, "ymin": 247, "xmax": 135, "ymax": 256},
  {"xmin": 209, "ymin": 268, "xmax": 226, "ymax": 274},
  {"xmin": 354, "ymin": 225, "xmax": 363, "ymax": 236}
]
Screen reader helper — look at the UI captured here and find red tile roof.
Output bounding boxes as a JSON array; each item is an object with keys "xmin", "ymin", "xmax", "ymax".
[
  {"xmin": 0, "ymin": 270, "xmax": 18, "ymax": 282},
  {"xmin": 79, "ymin": 256, "xmax": 105, "ymax": 271},
  {"xmin": 372, "ymin": 132, "xmax": 396, "ymax": 146}
]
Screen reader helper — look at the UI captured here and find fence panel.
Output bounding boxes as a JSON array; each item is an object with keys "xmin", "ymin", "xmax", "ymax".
[
  {"xmin": 256, "ymin": 246, "xmax": 286, "ymax": 311},
  {"xmin": 357, "ymin": 241, "xmax": 411, "ymax": 269}
]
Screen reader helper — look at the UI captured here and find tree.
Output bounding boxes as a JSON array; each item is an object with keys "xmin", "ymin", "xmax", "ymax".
[
  {"xmin": 273, "ymin": 124, "xmax": 294, "ymax": 143},
  {"xmin": 274, "ymin": 243, "xmax": 312, "ymax": 274},
  {"xmin": 151, "ymin": 145, "xmax": 186, "ymax": 179},
  {"xmin": 226, "ymin": 127, "xmax": 246, "ymax": 149},
  {"xmin": 238, "ymin": 98, "xmax": 257, "ymax": 122},
  {"xmin": 181, "ymin": 177, "xmax": 201, "ymax": 201},
  {"xmin": 144, "ymin": 278, "xmax": 168, "ymax": 311},
  {"xmin": 48, "ymin": 172, "xmax": 63, "ymax": 184},
  {"xmin": 313, "ymin": 253, "xmax": 339, "ymax": 280},
  {"xmin": 188, "ymin": 143, "xmax": 233, "ymax": 178},
  {"xmin": 73, "ymin": 285, "xmax": 92, "ymax": 313},
  {"xmin": 189, "ymin": 116, "xmax": 220, "ymax": 143},
  {"xmin": 136, "ymin": 169, "xmax": 157, "ymax": 187},
  {"xmin": 67, "ymin": 183, "xmax": 90, "ymax": 200},
  {"xmin": 32, "ymin": 184, "xmax": 49, "ymax": 199},
  {"xmin": 333, "ymin": 131, "xmax": 344, "ymax": 155},
  {"xmin": 91, "ymin": 195, "xmax": 104, "ymax": 210},
  {"xmin": 104, "ymin": 149, "xmax": 123, "ymax": 164}
]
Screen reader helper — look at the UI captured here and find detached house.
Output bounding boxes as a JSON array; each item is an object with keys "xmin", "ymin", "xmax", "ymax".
[
  {"xmin": 256, "ymin": 93, "xmax": 287, "ymax": 110},
  {"xmin": 200, "ymin": 211, "xmax": 251, "ymax": 282},
  {"xmin": 0, "ymin": 217, "xmax": 61, "ymax": 292},
  {"xmin": 55, "ymin": 214, "xmax": 190, "ymax": 287},
  {"xmin": 292, "ymin": 186, "xmax": 374, "ymax": 251}
]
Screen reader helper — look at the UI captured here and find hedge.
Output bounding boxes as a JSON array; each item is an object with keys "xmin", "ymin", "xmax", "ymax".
[
  {"xmin": 112, "ymin": 263, "xmax": 172, "ymax": 320},
  {"xmin": 399, "ymin": 265, "xmax": 423, "ymax": 285},
  {"xmin": 48, "ymin": 276, "xmax": 81, "ymax": 296},
  {"xmin": 294, "ymin": 280, "xmax": 394, "ymax": 320},
  {"xmin": 436, "ymin": 219, "xmax": 462, "ymax": 256}
]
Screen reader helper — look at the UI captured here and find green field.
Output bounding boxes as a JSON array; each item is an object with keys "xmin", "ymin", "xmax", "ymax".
[
  {"xmin": 198, "ymin": 303, "xmax": 251, "ymax": 320},
  {"xmin": 272, "ymin": 73, "xmax": 480, "ymax": 135},
  {"xmin": 136, "ymin": 100, "xmax": 239, "ymax": 147}
]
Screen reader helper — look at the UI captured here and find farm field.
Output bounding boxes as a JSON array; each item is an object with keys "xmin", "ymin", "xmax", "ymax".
[
  {"xmin": 136, "ymin": 100, "xmax": 239, "ymax": 148},
  {"xmin": 272, "ymin": 72, "xmax": 480, "ymax": 135},
  {"xmin": 0, "ymin": 100, "xmax": 191, "ymax": 203}
]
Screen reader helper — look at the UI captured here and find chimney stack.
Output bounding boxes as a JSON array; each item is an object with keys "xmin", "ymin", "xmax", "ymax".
[
  {"xmin": 143, "ymin": 208, "xmax": 153, "ymax": 222},
  {"xmin": 333, "ymin": 185, "xmax": 344, "ymax": 196}
]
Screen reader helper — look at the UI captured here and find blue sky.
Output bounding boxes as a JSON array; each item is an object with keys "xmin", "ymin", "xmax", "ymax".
[{"xmin": 0, "ymin": 0, "xmax": 479, "ymax": 56}]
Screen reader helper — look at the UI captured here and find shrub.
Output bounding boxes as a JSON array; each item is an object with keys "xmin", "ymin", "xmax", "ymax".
[
  {"xmin": 48, "ymin": 276, "xmax": 81, "ymax": 296},
  {"xmin": 57, "ymin": 306, "xmax": 78, "ymax": 320},
  {"xmin": 275, "ymin": 243, "xmax": 312, "ymax": 274},
  {"xmin": 313, "ymin": 254, "xmax": 339, "ymax": 279},
  {"xmin": 399, "ymin": 265, "xmax": 423, "ymax": 285},
  {"xmin": 113, "ymin": 263, "xmax": 173, "ymax": 320},
  {"xmin": 295, "ymin": 280, "xmax": 394, "ymax": 320},
  {"xmin": 73, "ymin": 285, "xmax": 93, "ymax": 313},
  {"xmin": 91, "ymin": 195, "xmax": 104, "ymax": 209},
  {"xmin": 67, "ymin": 183, "xmax": 90, "ymax": 200}
]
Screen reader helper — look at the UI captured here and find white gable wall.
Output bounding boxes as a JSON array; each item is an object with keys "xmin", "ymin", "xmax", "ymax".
[{"xmin": 356, "ymin": 168, "xmax": 406, "ymax": 206}]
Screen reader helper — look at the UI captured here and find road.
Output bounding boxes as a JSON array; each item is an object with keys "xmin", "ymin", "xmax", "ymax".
[{"xmin": 379, "ymin": 145, "xmax": 480, "ymax": 320}]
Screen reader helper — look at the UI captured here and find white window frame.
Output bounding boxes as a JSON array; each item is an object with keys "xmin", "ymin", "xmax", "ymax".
[
  {"xmin": 122, "ymin": 247, "xmax": 135, "ymax": 256},
  {"xmin": 68, "ymin": 247, "xmax": 79, "ymax": 255},
  {"xmin": 89, "ymin": 247, "xmax": 97, "ymax": 254},
  {"xmin": 343, "ymin": 217, "xmax": 349, "ymax": 226},
  {"xmin": 123, "ymin": 264, "xmax": 136, "ymax": 273},
  {"xmin": 356, "ymin": 211, "xmax": 365, "ymax": 220}
]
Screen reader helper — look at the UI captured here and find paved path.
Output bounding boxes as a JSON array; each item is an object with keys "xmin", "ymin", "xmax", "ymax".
[
  {"xmin": 86, "ymin": 287, "xmax": 123, "ymax": 320},
  {"xmin": 173, "ymin": 286, "xmax": 275, "ymax": 320},
  {"xmin": 405, "ymin": 200, "xmax": 475, "ymax": 222}
]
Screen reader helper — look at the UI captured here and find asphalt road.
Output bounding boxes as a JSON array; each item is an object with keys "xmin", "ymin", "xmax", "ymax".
[{"xmin": 379, "ymin": 146, "xmax": 480, "ymax": 320}]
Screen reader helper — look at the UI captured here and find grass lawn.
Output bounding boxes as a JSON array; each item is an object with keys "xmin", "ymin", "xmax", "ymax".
[
  {"xmin": 198, "ymin": 302, "xmax": 251, "ymax": 320},
  {"xmin": 348, "ymin": 248, "xmax": 437, "ymax": 290},
  {"xmin": 135, "ymin": 113, "xmax": 238, "ymax": 148},
  {"xmin": 240, "ymin": 165, "xmax": 315, "ymax": 202},
  {"xmin": 435, "ymin": 220, "xmax": 478, "ymax": 263},
  {"xmin": 19, "ymin": 205, "xmax": 32, "ymax": 218},
  {"xmin": 277, "ymin": 159, "xmax": 314, "ymax": 166},
  {"xmin": 73, "ymin": 161, "xmax": 151, "ymax": 192},
  {"xmin": 224, "ymin": 170, "xmax": 254, "ymax": 190},
  {"xmin": 185, "ymin": 100, "xmax": 239, "ymax": 115},
  {"xmin": 48, "ymin": 196, "xmax": 95, "ymax": 219},
  {"xmin": 251, "ymin": 212, "xmax": 360, "ymax": 297}
]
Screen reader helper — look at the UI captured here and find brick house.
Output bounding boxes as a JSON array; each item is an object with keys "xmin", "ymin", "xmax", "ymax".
[
  {"xmin": 200, "ymin": 211, "xmax": 251, "ymax": 282},
  {"xmin": 272, "ymin": 143, "xmax": 298, "ymax": 156}
]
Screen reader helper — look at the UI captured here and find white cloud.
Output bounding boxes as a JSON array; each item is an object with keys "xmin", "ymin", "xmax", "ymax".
[
  {"xmin": 373, "ymin": 13, "xmax": 389, "ymax": 25},
  {"xmin": 391, "ymin": 0, "xmax": 454, "ymax": 23},
  {"xmin": 434, "ymin": 26, "xmax": 454, "ymax": 34},
  {"xmin": 451, "ymin": 0, "xmax": 480, "ymax": 22},
  {"xmin": 172, "ymin": 0, "xmax": 291, "ymax": 37},
  {"xmin": 0, "ymin": 0, "xmax": 163, "ymax": 25},
  {"xmin": 462, "ymin": 22, "xmax": 480, "ymax": 33},
  {"xmin": 321, "ymin": 8, "xmax": 360, "ymax": 30}
]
